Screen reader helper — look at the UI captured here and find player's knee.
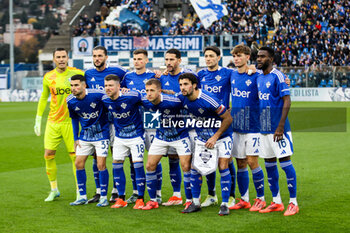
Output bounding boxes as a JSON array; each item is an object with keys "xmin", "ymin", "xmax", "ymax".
[
  {"xmin": 44, "ymin": 154, "xmax": 55, "ymax": 160},
  {"xmin": 146, "ymin": 162, "xmax": 156, "ymax": 172},
  {"xmin": 218, "ymin": 159, "xmax": 229, "ymax": 170},
  {"xmin": 181, "ymin": 163, "xmax": 191, "ymax": 172},
  {"xmin": 75, "ymin": 160, "xmax": 84, "ymax": 170},
  {"xmin": 279, "ymin": 156, "xmax": 290, "ymax": 162},
  {"xmin": 247, "ymin": 157, "xmax": 259, "ymax": 170},
  {"xmin": 236, "ymin": 158, "xmax": 247, "ymax": 169},
  {"xmin": 97, "ymin": 163, "xmax": 106, "ymax": 171}
]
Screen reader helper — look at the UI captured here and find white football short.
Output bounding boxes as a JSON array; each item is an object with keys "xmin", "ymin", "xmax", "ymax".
[
  {"xmin": 259, "ymin": 131, "xmax": 293, "ymax": 159},
  {"xmin": 109, "ymin": 124, "xmax": 115, "ymax": 145},
  {"xmin": 231, "ymin": 132, "xmax": 261, "ymax": 159},
  {"xmin": 215, "ymin": 136, "xmax": 233, "ymax": 159},
  {"xmin": 189, "ymin": 129, "xmax": 198, "ymax": 153},
  {"xmin": 144, "ymin": 129, "xmax": 156, "ymax": 151},
  {"xmin": 148, "ymin": 137, "xmax": 192, "ymax": 156},
  {"xmin": 113, "ymin": 136, "xmax": 145, "ymax": 162},
  {"xmin": 76, "ymin": 139, "xmax": 109, "ymax": 157}
]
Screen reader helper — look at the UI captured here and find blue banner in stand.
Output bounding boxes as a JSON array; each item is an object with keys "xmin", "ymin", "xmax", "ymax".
[{"xmin": 100, "ymin": 36, "xmax": 203, "ymax": 51}]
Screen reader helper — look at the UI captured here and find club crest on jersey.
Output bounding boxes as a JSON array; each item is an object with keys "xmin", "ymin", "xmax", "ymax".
[
  {"xmin": 245, "ymin": 79, "xmax": 252, "ymax": 86},
  {"xmin": 143, "ymin": 79, "xmax": 148, "ymax": 84},
  {"xmin": 199, "ymin": 149, "xmax": 212, "ymax": 164},
  {"xmin": 215, "ymin": 75, "xmax": 221, "ymax": 81},
  {"xmin": 91, "ymin": 77, "xmax": 95, "ymax": 82},
  {"xmin": 164, "ymin": 109, "xmax": 171, "ymax": 115},
  {"xmin": 129, "ymin": 81, "xmax": 134, "ymax": 85},
  {"xmin": 165, "ymin": 81, "xmax": 170, "ymax": 86},
  {"xmin": 121, "ymin": 103, "xmax": 127, "ymax": 109},
  {"xmin": 266, "ymin": 81, "xmax": 271, "ymax": 88},
  {"xmin": 75, "ymin": 106, "xmax": 80, "ymax": 111},
  {"xmin": 90, "ymin": 102, "xmax": 96, "ymax": 108},
  {"xmin": 198, "ymin": 108, "xmax": 204, "ymax": 114}
]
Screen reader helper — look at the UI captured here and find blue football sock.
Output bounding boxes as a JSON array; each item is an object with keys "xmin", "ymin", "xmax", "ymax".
[
  {"xmin": 156, "ymin": 162, "xmax": 162, "ymax": 192},
  {"xmin": 228, "ymin": 161, "xmax": 236, "ymax": 197},
  {"xmin": 169, "ymin": 158, "xmax": 182, "ymax": 193},
  {"xmin": 206, "ymin": 171, "xmax": 216, "ymax": 196},
  {"xmin": 190, "ymin": 169, "xmax": 202, "ymax": 199},
  {"xmin": 134, "ymin": 162, "xmax": 146, "ymax": 198},
  {"xmin": 220, "ymin": 168, "xmax": 232, "ymax": 203},
  {"xmin": 146, "ymin": 170, "xmax": 157, "ymax": 200},
  {"xmin": 113, "ymin": 163, "xmax": 125, "ymax": 196},
  {"xmin": 265, "ymin": 162, "xmax": 280, "ymax": 198},
  {"xmin": 183, "ymin": 171, "xmax": 192, "ymax": 200},
  {"xmin": 252, "ymin": 166, "xmax": 265, "ymax": 198},
  {"xmin": 99, "ymin": 168, "xmax": 109, "ymax": 198},
  {"xmin": 92, "ymin": 159, "xmax": 100, "ymax": 192},
  {"xmin": 237, "ymin": 167, "xmax": 249, "ymax": 201},
  {"xmin": 76, "ymin": 169, "xmax": 86, "ymax": 196},
  {"xmin": 130, "ymin": 161, "xmax": 137, "ymax": 192},
  {"xmin": 280, "ymin": 160, "xmax": 297, "ymax": 198}
]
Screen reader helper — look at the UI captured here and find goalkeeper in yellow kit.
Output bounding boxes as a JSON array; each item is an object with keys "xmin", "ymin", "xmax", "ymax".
[{"xmin": 34, "ymin": 48, "xmax": 84, "ymax": 201}]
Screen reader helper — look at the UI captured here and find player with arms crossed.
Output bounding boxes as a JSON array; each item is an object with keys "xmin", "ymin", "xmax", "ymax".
[
  {"xmin": 178, "ymin": 73, "xmax": 233, "ymax": 216},
  {"xmin": 84, "ymin": 45, "xmax": 128, "ymax": 203},
  {"xmin": 34, "ymin": 48, "xmax": 84, "ymax": 201},
  {"xmin": 121, "ymin": 49, "xmax": 163, "ymax": 204},
  {"xmin": 141, "ymin": 78, "xmax": 192, "ymax": 210},
  {"xmin": 159, "ymin": 48, "xmax": 197, "ymax": 206},
  {"xmin": 102, "ymin": 74, "xmax": 146, "ymax": 210},
  {"xmin": 229, "ymin": 45, "xmax": 266, "ymax": 211},
  {"xmin": 256, "ymin": 47, "xmax": 298, "ymax": 216},
  {"xmin": 67, "ymin": 75, "xmax": 110, "ymax": 207}
]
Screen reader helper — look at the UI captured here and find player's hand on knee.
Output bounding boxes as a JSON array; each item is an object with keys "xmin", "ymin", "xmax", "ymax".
[{"xmin": 34, "ymin": 115, "xmax": 42, "ymax": 136}]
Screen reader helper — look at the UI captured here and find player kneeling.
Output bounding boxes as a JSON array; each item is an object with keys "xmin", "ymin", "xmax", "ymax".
[
  {"xmin": 67, "ymin": 75, "xmax": 110, "ymax": 207},
  {"xmin": 103, "ymin": 74, "xmax": 147, "ymax": 210}
]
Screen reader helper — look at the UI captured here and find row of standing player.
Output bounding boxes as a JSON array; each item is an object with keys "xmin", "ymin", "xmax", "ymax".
[{"xmin": 34, "ymin": 45, "xmax": 298, "ymax": 216}]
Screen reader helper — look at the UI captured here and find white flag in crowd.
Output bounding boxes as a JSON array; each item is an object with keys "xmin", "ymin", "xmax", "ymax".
[{"xmin": 190, "ymin": 0, "xmax": 228, "ymax": 29}]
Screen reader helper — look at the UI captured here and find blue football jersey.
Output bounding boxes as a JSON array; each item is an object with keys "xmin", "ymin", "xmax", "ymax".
[
  {"xmin": 67, "ymin": 89, "xmax": 110, "ymax": 141},
  {"xmin": 197, "ymin": 67, "xmax": 233, "ymax": 108},
  {"xmin": 257, "ymin": 68, "xmax": 291, "ymax": 134},
  {"xmin": 178, "ymin": 89, "xmax": 232, "ymax": 142},
  {"xmin": 141, "ymin": 94, "xmax": 189, "ymax": 142},
  {"xmin": 85, "ymin": 66, "xmax": 128, "ymax": 90},
  {"xmin": 230, "ymin": 71, "xmax": 262, "ymax": 133},
  {"xmin": 160, "ymin": 68, "xmax": 198, "ymax": 94},
  {"xmin": 102, "ymin": 91, "xmax": 144, "ymax": 139},
  {"xmin": 121, "ymin": 70, "xmax": 156, "ymax": 94}
]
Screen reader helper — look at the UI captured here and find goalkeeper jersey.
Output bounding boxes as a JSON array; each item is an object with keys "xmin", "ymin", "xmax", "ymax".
[{"xmin": 36, "ymin": 67, "xmax": 84, "ymax": 123}]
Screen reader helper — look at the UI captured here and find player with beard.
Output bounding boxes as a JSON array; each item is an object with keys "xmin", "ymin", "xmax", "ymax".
[
  {"xmin": 159, "ymin": 49, "xmax": 198, "ymax": 207},
  {"xmin": 84, "ymin": 46, "xmax": 128, "ymax": 203}
]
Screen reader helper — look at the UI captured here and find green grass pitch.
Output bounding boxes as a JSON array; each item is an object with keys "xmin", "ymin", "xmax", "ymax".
[{"xmin": 0, "ymin": 102, "xmax": 349, "ymax": 232}]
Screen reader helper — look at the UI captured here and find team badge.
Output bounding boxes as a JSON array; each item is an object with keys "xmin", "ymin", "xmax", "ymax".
[
  {"xmin": 245, "ymin": 79, "xmax": 252, "ymax": 86},
  {"xmin": 164, "ymin": 109, "xmax": 170, "ymax": 115},
  {"xmin": 199, "ymin": 149, "xmax": 212, "ymax": 164},
  {"xmin": 143, "ymin": 79, "xmax": 148, "ymax": 84},
  {"xmin": 266, "ymin": 81, "xmax": 271, "ymax": 88},
  {"xmin": 198, "ymin": 108, "xmax": 204, "ymax": 114},
  {"xmin": 121, "ymin": 103, "xmax": 127, "ymax": 109},
  {"xmin": 215, "ymin": 75, "xmax": 221, "ymax": 81},
  {"xmin": 90, "ymin": 102, "xmax": 96, "ymax": 108}
]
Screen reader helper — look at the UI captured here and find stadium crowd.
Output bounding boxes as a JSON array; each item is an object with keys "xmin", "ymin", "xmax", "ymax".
[{"xmin": 72, "ymin": 0, "xmax": 350, "ymax": 68}]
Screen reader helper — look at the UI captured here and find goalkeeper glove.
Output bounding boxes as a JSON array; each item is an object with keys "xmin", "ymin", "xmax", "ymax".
[{"xmin": 34, "ymin": 115, "xmax": 42, "ymax": 136}]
